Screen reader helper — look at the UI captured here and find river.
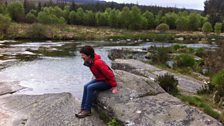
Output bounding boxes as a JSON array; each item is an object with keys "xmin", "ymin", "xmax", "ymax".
[{"xmin": 0, "ymin": 40, "xmax": 217, "ymax": 99}]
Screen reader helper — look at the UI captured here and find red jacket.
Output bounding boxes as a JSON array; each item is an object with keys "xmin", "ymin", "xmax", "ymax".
[{"xmin": 87, "ymin": 53, "xmax": 117, "ymax": 87}]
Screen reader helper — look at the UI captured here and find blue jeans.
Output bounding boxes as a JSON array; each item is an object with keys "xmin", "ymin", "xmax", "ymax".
[{"xmin": 81, "ymin": 79, "xmax": 112, "ymax": 110}]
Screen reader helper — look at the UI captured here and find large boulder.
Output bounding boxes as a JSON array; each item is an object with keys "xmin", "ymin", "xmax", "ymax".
[
  {"xmin": 112, "ymin": 59, "xmax": 205, "ymax": 94},
  {"xmin": 95, "ymin": 70, "xmax": 223, "ymax": 126},
  {"xmin": 0, "ymin": 93, "xmax": 105, "ymax": 126},
  {"xmin": 96, "ymin": 70, "xmax": 165, "ymax": 104}
]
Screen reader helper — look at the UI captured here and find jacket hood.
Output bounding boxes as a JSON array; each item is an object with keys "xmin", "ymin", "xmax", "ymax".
[
  {"xmin": 93, "ymin": 53, "xmax": 101, "ymax": 61},
  {"xmin": 84, "ymin": 53, "xmax": 101, "ymax": 67}
]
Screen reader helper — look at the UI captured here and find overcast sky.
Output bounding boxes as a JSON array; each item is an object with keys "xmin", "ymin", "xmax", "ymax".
[{"xmin": 104, "ymin": 0, "xmax": 206, "ymax": 10}]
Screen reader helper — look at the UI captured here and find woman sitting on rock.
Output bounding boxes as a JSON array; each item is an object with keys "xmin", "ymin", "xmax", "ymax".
[{"xmin": 75, "ymin": 45, "xmax": 117, "ymax": 118}]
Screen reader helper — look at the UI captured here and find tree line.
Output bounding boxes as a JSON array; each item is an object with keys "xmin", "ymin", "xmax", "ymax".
[
  {"xmin": 204, "ymin": 0, "xmax": 224, "ymax": 25},
  {"xmin": 0, "ymin": 1, "xmax": 222, "ymax": 34}
]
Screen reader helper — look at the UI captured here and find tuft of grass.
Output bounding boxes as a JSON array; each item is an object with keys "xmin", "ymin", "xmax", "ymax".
[
  {"xmin": 96, "ymin": 110, "xmax": 121, "ymax": 126},
  {"xmin": 107, "ymin": 118, "xmax": 121, "ymax": 126},
  {"xmin": 176, "ymin": 95, "xmax": 220, "ymax": 120}
]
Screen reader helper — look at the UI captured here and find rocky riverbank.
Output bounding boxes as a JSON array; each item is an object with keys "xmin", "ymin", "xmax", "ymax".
[
  {"xmin": 0, "ymin": 69, "xmax": 223, "ymax": 126},
  {"xmin": 0, "ymin": 49, "xmax": 223, "ymax": 126},
  {"xmin": 112, "ymin": 59, "xmax": 205, "ymax": 94},
  {"xmin": 94, "ymin": 68, "xmax": 222, "ymax": 126}
]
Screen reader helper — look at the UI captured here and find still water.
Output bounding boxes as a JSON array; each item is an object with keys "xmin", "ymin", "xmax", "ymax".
[{"xmin": 0, "ymin": 40, "xmax": 217, "ymax": 99}]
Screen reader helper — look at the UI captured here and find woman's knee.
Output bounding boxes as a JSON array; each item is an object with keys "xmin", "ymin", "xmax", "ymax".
[
  {"xmin": 84, "ymin": 83, "xmax": 89, "ymax": 89},
  {"xmin": 84, "ymin": 81, "xmax": 93, "ymax": 89},
  {"xmin": 87, "ymin": 85, "xmax": 94, "ymax": 92},
  {"xmin": 84, "ymin": 80, "xmax": 96, "ymax": 88}
]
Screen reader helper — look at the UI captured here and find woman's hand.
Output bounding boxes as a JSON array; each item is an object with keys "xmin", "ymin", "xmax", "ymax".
[{"xmin": 112, "ymin": 87, "xmax": 117, "ymax": 94}]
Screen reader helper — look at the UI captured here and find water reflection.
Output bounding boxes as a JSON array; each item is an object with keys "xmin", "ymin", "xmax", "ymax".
[
  {"xmin": 2, "ymin": 57, "xmax": 91, "ymax": 99},
  {"xmin": 0, "ymin": 40, "xmax": 111, "ymax": 99}
]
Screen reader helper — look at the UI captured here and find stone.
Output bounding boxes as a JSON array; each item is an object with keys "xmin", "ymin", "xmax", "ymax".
[
  {"xmin": 202, "ymin": 68, "xmax": 209, "ymax": 75},
  {"xmin": 0, "ymin": 93, "xmax": 105, "ymax": 126},
  {"xmin": 166, "ymin": 60, "xmax": 174, "ymax": 68},
  {"xmin": 137, "ymin": 39, "xmax": 143, "ymax": 42},
  {"xmin": 97, "ymin": 70, "xmax": 164, "ymax": 104},
  {"xmin": 145, "ymin": 52, "xmax": 152, "ymax": 59},
  {"xmin": 0, "ymin": 81, "xmax": 24, "ymax": 96},
  {"xmin": 112, "ymin": 59, "xmax": 205, "ymax": 94},
  {"xmin": 108, "ymin": 49, "xmax": 147, "ymax": 61},
  {"xmin": 175, "ymin": 37, "xmax": 184, "ymax": 41},
  {"xmin": 95, "ymin": 70, "xmax": 223, "ymax": 126}
]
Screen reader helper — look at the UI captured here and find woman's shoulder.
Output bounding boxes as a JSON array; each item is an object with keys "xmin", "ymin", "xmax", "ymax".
[{"xmin": 94, "ymin": 59, "xmax": 104, "ymax": 64}]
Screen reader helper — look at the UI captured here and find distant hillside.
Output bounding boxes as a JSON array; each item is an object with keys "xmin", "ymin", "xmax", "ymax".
[
  {"xmin": 65, "ymin": 0, "xmax": 106, "ymax": 4},
  {"xmin": 1, "ymin": 0, "xmax": 106, "ymax": 4}
]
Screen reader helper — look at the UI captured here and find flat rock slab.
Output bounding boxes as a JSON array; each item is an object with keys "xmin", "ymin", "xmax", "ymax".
[
  {"xmin": 111, "ymin": 94, "xmax": 223, "ymax": 126},
  {"xmin": 107, "ymin": 70, "xmax": 165, "ymax": 102},
  {"xmin": 112, "ymin": 59, "xmax": 205, "ymax": 94},
  {"xmin": 96, "ymin": 70, "xmax": 223, "ymax": 126},
  {"xmin": 0, "ymin": 93, "xmax": 105, "ymax": 126},
  {"xmin": 0, "ymin": 81, "xmax": 24, "ymax": 96}
]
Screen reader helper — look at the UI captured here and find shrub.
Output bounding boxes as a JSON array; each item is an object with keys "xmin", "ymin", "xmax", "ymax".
[
  {"xmin": 156, "ymin": 23, "xmax": 169, "ymax": 32},
  {"xmin": 202, "ymin": 22, "xmax": 213, "ymax": 35},
  {"xmin": 0, "ymin": 4, "xmax": 7, "ymax": 15},
  {"xmin": 155, "ymin": 73, "xmax": 178, "ymax": 95},
  {"xmin": 7, "ymin": 1, "xmax": 25, "ymax": 22},
  {"xmin": 214, "ymin": 22, "xmax": 222, "ymax": 36},
  {"xmin": 195, "ymin": 48, "xmax": 205, "ymax": 57},
  {"xmin": 175, "ymin": 54, "xmax": 195, "ymax": 68},
  {"xmin": 212, "ymin": 69, "xmax": 224, "ymax": 88},
  {"xmin": 0, "ymin": 14, "xmax": 11, "ymax": 35},
  {"xmin": 37, "ymin": 11, "xmax": 65, "ymax": 24},
  {"xmin": 175, "ymin": 16, "xmax": 188, "ymax": 31},
  {"xmin": 171, "ymin": 44, "xmax": 187, "ymax": 52},
  {"xmin": 26, "ymin": 11, "xmax": 37, "ymax": 23},
  {"xmin": 28, "ymin": 23, "xmax": 48, "ymax": 39},
  {"xmin": 171, "ymin": 44, "xmax": 196, "ymax": 54},
  {"xmin": 150, "ymin": 46, "xmax": 170, "ymax": 64},
  {"xmin": 211, "ymin": 69, "xmax": 224, "ymax": 97},
  {"xmin": 193, "ymin": 59, "xmax": 204, "ymax": 73},
  {"xmin": 188, "ymin": 13, "xmax": 201, "ymax": 31}
]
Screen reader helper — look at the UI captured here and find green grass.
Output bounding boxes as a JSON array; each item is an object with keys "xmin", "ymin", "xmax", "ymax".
[
  {"xmin": 147, "ymin": 62, "xmax": 204, "ymax": 81},
  {"xmin": 107, "ymin": 118, "xmax": 121, "ymax": 126},
  {"xmin": 2, "ymin": 23, "xmax": 224, "ymax": 41},
  {"xmin": 176, "ymin": 95, "xmax": 220, "ymax": 120},
  {"xmin": 109, "ymin": 32, "xmax": 175, "ymax": 42},
  {"xmin": 2, "ymin": 23, "xmax": 177, "ymax": 41},
  {"xmin": 96, "ymin": 109, "xmax": 121, "ymax": 126}
]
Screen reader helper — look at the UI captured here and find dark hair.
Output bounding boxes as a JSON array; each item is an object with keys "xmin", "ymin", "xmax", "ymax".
[{"xmin": 80, "ymin": 45, "xmax": 94, "ymax": 58}]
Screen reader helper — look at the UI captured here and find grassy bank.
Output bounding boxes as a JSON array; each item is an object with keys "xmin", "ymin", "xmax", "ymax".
[
  {"xmin": 2, "ymin": 23, "xmax": 223, "ymax": 42},
  {"xmin": 2, "ymin": 23, "xmax": 175, "ymax": 41},
  {"xmin": 176, "ymin": 94, "xmax": 224, "ymax": 123}
]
